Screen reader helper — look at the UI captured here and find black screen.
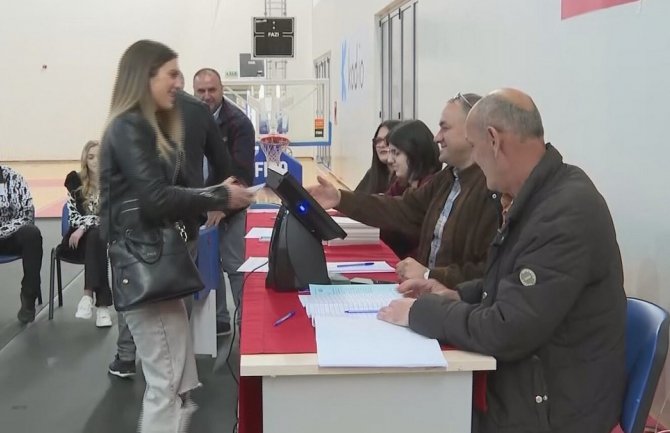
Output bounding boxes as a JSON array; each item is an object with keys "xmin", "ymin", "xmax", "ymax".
[{"xmin": 266, "ymin": 167, "xmax": 346, "ymax": 242}]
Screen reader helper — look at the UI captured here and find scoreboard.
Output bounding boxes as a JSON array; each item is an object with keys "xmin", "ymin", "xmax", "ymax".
[{"xmin": 253, "ymin": 17, "xmax": 295, "ymax": 58}]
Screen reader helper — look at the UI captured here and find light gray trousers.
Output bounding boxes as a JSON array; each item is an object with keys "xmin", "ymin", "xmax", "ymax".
[{"xmin": 124, "ymin": 298, "xmax": 199, "ymax": 433}]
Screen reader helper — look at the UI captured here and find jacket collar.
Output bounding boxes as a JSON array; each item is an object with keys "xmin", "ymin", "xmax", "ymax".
[
  {"xmin": 214, "ymin": 99, "xmax": 225, "ymax": 125},
  {"xmin": 505, "ymin": 143, "xmax": 562, "ymax": 225},
  {"xmin": 449, "ymin": 163, "xmax": 483, "ymax": 186}
]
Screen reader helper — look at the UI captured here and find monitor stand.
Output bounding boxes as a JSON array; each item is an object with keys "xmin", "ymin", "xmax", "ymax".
[{"xmin": 266, "ymin": 206, "xmax": 330, "ymax": 291}]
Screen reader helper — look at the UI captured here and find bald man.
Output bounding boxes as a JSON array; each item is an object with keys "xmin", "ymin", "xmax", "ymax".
[{"xmin": 379, "ymin": 89, "xmax": 626, "ymax": 433}]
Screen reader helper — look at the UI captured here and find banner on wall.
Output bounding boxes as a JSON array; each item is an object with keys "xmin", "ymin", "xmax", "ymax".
[{"xmin": 562, "ymin": 0, "xmax": 638, "ymax": 19}]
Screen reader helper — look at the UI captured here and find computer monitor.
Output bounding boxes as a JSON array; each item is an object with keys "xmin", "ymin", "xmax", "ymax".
[{"xmin": 265, "ymin": 166, "xmax": 346, "ymax": 291}]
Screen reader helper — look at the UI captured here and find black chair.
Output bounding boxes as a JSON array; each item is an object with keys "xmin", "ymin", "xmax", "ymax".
[{"xmin": 48, "ymin": 204, "xmax": 86, "ymax": 319}]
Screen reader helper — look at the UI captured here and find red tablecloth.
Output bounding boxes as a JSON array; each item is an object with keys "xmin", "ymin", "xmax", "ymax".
[
  {"xmin": 238, "ymin": 211, "xmax": 399, "ymax": 433},
  {"xmin": 238, "ymin": 211, "xmax": 486, "ymax": 433}
]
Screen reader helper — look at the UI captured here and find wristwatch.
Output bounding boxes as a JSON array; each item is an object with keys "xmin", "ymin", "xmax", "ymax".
[{"xmin": 423, "ymin": 268, "xmax": 430, "ymax": 279}]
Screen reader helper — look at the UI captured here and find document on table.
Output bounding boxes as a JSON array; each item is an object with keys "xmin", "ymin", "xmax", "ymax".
[
  {"xmin": 237, "ymin": 257, "xmax": 269, "ymax": 272},
  {"xmin": 308, "ymin": 284, "xmax": 398, "ymax": 296},
  {"xmin": 299, "ymin": 284, "xmax": 400, "ymax": 320},
  {"xmin": 315, "ymin": 316, "xmax": 447, "ymax": 368},
  {"xmin": 237, "ymin": 258, "xmax": 394, "ymax": 274},
  {"xmin": 326, "ymin": 261, "xmax": 394, "ymax": 273},
  {"xmin": 245, "ymin": 227, "xmax": 273, "ymax": 240}
]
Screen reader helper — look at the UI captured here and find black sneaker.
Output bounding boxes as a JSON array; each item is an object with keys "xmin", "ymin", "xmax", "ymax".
[
  {"xmin": 17, "ymin": 294, "xmax": 36, "ymax": 324},
  {"xmin": 216, "ymin": 321, "xmax": 232, "ymax": 336},
  {"xmin": 108, "ymin": 355, "xmax": 136, "ymax": 378}
]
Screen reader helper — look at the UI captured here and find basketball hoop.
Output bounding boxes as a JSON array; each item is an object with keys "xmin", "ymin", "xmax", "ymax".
[{"xmin": 259, "ymin": 134, "xmax": 290, "ymax": 168}]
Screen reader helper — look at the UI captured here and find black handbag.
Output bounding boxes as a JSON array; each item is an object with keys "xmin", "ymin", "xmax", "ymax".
[{"xmin": 107, "ymin": 149, "xmax": 204, "ymax": 311}]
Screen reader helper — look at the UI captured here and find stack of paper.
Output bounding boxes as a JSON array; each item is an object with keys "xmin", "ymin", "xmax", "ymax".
[
  {"xmin": 326, "ymin": 217, "xmax": 380, "ymax": 246},
  {"xmin": 315, "ymin": 316, "xmax": 447, "ymax": 368},
  {"xmin": 299, "ymin": 284, "xmax": 400, "ymax": 320}
]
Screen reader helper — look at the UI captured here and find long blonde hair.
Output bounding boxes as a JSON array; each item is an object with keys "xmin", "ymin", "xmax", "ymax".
[
  {"xmin": 104, "ymin": 40, "xmax": 183, "ymax": 159},
  {"xmin": 79, "ymin": 140, "xmax": 99, "ymax": 204}
]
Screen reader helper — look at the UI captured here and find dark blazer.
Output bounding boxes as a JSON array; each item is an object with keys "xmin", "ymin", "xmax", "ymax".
[
  {"xmin": 178, "ymin": 91, "xmax": 232, "ymax": 189},
  {"xmin": 178, "ymin": 91, "xmax": 234, "ymax": 237},
  {"xmin": 214, "ymin": 99, "xmax": 256, "ymax": 187},
  {"xmin": 411, "ymin": 145, "xmax": 626, "ymax": 433}
]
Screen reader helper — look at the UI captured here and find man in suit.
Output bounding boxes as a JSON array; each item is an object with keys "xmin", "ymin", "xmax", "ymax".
[{"xmin": 193, "ymin": 68, "xmax": 255, "ymax": 335}]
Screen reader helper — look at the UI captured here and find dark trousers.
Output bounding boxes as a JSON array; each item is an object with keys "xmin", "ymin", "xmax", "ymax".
[
  {"xmin": 60, "ymin": 227, "xmax": 112, "ymax": 307},
  {"xmin": 0, "ymin": 224, "xmax": 43, "ymax": 300}
]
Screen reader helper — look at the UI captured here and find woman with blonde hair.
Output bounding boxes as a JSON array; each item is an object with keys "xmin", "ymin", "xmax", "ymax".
[
  {"xmin": 99, "ymin": 40, "xmax": 253, "ymax": 433},
  {"xmin": 61, "ymin": 139, "xmax": 113, "ymax": 326}
]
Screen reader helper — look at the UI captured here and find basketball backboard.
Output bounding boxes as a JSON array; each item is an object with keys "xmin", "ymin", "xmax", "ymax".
[{"xmin": 222, "ymin": 79, "xmax": 330, "ymax": 147}]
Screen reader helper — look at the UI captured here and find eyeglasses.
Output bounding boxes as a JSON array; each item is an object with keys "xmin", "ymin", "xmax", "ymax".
[
  {"xmin": 372, "ymin": 137, "xmax": 387, "ymax": 146},
  {"xmin": 454, "ymin": 92, "xmax": 473, "ymax": 109}
]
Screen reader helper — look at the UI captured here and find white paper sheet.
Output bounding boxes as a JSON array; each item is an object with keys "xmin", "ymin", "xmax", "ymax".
[
  {"xmin": 315, "ymin": 316, "xmax": 447, "ymax": 368},
  {"xmin": 245, "ymin": 227, "xmax": 273, "ymax": 239},
  {"xmin": 237, "ymin": 257, "xmax": 269, "ymax": 273},
  {"xmin": 237, "ymin": 258, "xmax": 394, "ymax": 274},
  {"xmin": 247, "ymin": 183, "xmax": 266, "ymax": 193},
  {"xmin": 326, "ymin": 261, "xmax": 394, "ymax": 273}
]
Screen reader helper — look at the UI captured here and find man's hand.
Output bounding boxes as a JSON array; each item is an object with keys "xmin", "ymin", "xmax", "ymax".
[
  {"xmin": 226, "ymin": 184, "xmax": 255, "ymax": 210},
  {"xmin": 396, "ymin": 257, "xmax": 429, "ymax": 282},
  {"xmin": 205, "ymin": 211, "xmax": 226, "ymax": 228},
  {"xmin": 69, "ymin": 227, "xmax": 85, "ymax": 249},
  {"xmin": 397, "ymin": 278, "xmax": 460, "ymax": 300},
  {"xmin": 306, "ymin": 175, "xmax": 341, "ymax": 210},
  {"xmin": 377, "ymin": 298, "xmax": 416, "ymax": 327}
]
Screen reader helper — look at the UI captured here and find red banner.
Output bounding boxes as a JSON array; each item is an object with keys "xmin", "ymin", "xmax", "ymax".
[{"xmin": 562, "ymin": 0, "xmax": 637, "ymax": 19}]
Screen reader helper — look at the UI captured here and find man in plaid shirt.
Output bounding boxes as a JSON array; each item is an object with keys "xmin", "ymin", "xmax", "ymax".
[{"xmin": 0, "ymin": 165, "xmax": 43, "ymax": 323}]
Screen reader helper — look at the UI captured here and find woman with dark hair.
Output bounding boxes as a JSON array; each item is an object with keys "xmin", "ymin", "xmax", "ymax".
[
  {"xmin": 382, "ymin": 120, "xmax": 441, "ymax": 258},
  {"xmin": 354, "ymin": 120, "xmax": 401, "ymax": 193}
]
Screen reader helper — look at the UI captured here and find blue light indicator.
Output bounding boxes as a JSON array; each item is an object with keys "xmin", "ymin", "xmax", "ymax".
[{"xmin": 296, "ymin": 201, "xmax": 309, "ymax": 215}]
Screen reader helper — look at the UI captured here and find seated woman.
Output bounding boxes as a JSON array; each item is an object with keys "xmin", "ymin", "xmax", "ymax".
[
  {"xmin": 61, "ymin": 140, "xmax": 113, "ymax": 327},
  {"xmin": 381, "ymin": 120, "xmax": 441, "ymax": 259},
  {"xmin": 354, "ymin": 120, "xmax": 401, "ymax": 194}
]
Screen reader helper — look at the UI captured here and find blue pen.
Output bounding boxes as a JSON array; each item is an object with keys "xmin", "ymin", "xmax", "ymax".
[
  {"xmin": 336, "ymin": 262, "xmax": 375, "ymax": 268},
  {"xmin": 273, "ymin": 311, "xmax": 296, "ymax": 326},
  {"xmin": 345, "ymin": 309, "xmax": 379, "ymax": 314}
]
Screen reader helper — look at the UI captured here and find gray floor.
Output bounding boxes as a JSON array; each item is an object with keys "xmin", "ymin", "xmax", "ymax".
[{"xmin": 0, "ymin": 219, "xmax": 240, "ymax": 433}]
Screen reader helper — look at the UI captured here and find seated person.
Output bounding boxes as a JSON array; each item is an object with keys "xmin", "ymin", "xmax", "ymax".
[
  {"xmin": 0, "ymin": 165, "xmax": 43, "ymax": 323},
  {"xmin": 62, "ymin": 140, "xmax": 113, "ymax": 327},
  {"xmin": 382, "ymin": 119, "xmax": 441, "ymax": 259},
  {"xmin": 308, "ymin": 93, "xmax": 499, "ymax": 288},
  {"xmin": 379, "ymin": 89, "xmax": 626, "ymax": 433},
  {"xmin": 354, "ymin": 120, "xmax": 401, "ymax": 194}
]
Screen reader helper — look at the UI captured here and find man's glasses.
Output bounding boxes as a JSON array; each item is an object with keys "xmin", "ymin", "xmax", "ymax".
[{"xmin": 454, "ymin": 92, "xmax": 473, "ymax": 109}]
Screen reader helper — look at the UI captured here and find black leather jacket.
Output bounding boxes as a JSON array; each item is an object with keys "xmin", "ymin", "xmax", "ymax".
[{"xmin": 99, "ymin": 110, "xmax": 230, "ymax": 243}]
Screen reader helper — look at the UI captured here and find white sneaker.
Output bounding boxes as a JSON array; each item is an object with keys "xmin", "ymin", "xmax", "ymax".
[
  {"xmin": 96, "ymin": 307, "xmax": 113, "ymax": 328},
  {"xmin": 75, "ymin": 295, "xmax": 94, "ymax": 319}
]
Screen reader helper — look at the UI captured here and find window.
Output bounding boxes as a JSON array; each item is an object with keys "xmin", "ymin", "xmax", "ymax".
[
  {"xmin": 379, "ymin": 1, "xmax": 417, "ymax": 121},
  {"xmin": 314, "ymin": 53, "xmax": 332, "ymax": 168}
]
